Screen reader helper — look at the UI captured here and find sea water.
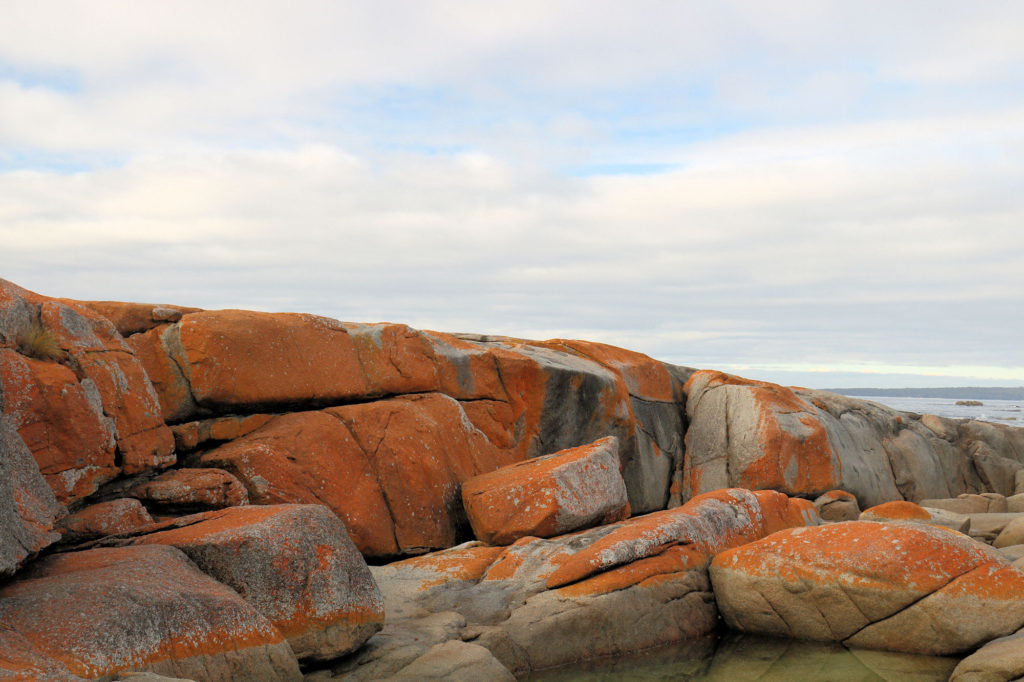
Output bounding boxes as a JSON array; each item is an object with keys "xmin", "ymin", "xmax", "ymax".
[
  {"xmin": 844, "ymin": 395, "xmax": 1024, "ymax": 427},
  {"xmin": 524, "ymin": 631, "xmax": 959, "ymax": 681}
]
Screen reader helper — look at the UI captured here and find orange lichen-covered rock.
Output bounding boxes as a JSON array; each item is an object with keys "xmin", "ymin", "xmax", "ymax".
[
  {"xmin": 546, "ymin": 488, "xmax": 821, "ymax": 589},
  {"xmin": 0, "ymin": 416, "xmax": 64, "ymax": 576},
  {"xmin": 174, "ymin": 310, "xmax": 373, "ymax": 408},
  {"xmin": 683, "ymin": 371, "xmax": 841, "ymax": 501},
  {"xmin": 66, "ymin": 299, "xmax": 201, "ymax": 336},
  {"xmin": 170, "ymin": 413, "xmax": 275, "ymax": 452},
  {"xmin": 200, "ymin": 409, "xmax": 399, "ymax": 556},
  {"xmin": 860, "ymin": 500, "xmax": 932, "ymax": 522},
  {"xmin": 108, "ymin": 504, "xmax": 384, "ymax": 662},
  {"xmin": 126, "ymin": 324, "xmax": 200, "ymax": 423},
  {"xmin": 710, "ymin": 521, "xmax": 1024, "ymax": 655},
  {"xmin": 0, "ymin": 544, "xmax": 301, "ymax": 679},
  {"xmin": 328, "ymin": 393, "xmax": 518, "ymax": 554},
  {"xmin": 57, "ymin": 498, "xmax": 153, "ymax": 544},
  {"xmin": 813, "ymin": 489, "xmax": 861, "ymax": 521},
  {"xmin": 462, "ymin": 436, "xmax": 629, "ymax": 545},
  {"xmin": 128, "ymin": 468, "xmax": 248, "ymax": 512},
  {"xmin": 73, "ymin": 349, "xmax": 175, "ymax": 474},
  {"xmin": 0, "ymin": 349, "xmax": 116, "ymax": 504}
]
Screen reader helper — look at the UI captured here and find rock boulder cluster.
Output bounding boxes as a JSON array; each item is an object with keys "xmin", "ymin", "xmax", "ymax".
[{"xmin": 2, "ymin": 278, "xmax": 1024, "ymax": 680}]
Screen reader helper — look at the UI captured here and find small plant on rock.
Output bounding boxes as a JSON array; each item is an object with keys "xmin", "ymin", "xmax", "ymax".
[{"xmin": 16, "ymin": 321, "xmax": 64, "ymax": 362}]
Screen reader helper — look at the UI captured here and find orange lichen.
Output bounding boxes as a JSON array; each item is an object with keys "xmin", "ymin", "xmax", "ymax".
[{"xmin": 861, "ymin": 500, "xmax": 931, "ymax": 521}]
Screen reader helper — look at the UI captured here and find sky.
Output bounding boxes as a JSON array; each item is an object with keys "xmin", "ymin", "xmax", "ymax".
[{"xmin": 1, "ymin": 1, "xmax": 1023, "ymax": 389}]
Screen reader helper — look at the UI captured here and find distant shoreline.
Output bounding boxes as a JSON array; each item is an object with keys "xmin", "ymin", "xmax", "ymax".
[{"xmin": 826, "ymin": 387, "xmax": 1024, "ymax": 400}]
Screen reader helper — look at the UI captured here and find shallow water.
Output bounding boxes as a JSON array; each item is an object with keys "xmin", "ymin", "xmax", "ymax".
[{"xmin": 523, "ymin": 631, "xmax": 959, "ymax": 681}]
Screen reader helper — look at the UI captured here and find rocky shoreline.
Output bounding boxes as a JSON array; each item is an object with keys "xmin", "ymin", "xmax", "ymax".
[{"xmin": 2, "ymin": 277, "xmax": 1024, "ymax": 680}]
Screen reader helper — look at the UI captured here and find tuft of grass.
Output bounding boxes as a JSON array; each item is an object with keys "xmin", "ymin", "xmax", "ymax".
[{"xmin": 16, "ymin": 322, "xmax": 64, "ymax": 362}]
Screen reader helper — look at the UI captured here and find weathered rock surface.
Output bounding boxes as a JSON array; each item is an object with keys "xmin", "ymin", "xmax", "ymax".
[
  {"xmin": 0, "ymin": 544, "xmax": 301, "ymax": 679},
  {"xmin": 993, "ymin": 515, "xmax": 1024, "ymax": 549},
  {"xmin": 0, "ymin": 416, "xmax": 63, "ymax": 576},
  {"xmin": 860, "ymin": 500, "xmax": 932, "ymax": 522},
  {"xmin": 99, "ymin": 504, "xmax": 385, "ymax": 662},
  {"xmin": 813, "ymin": 489, "xmax": 860, "ymax": 521},
  {"xmin": 128, "ymin": 467, "xmax": 248, "ymax": 513},
  {"xmin": 711, "ymin": 521, "xmax": 1024, "ymax": 655},
  {"xmin": 389, "ymin": 640, "xmax": 515, "ymax": 681},
  {"xmin": 201, "ymin": 395, "xmax": 518, "ymax": 557},
  {"xmin": 921, "ymin": 493, "xmax": 1008, "ymax": 514},
  {"xmin": 462, "ymin": 436, "xmax": 629, "ymax": 545},
  {"xmin": 346, "ymin": 488, "xmax": 818, "ymax": 677},
  {"xmin": 951, "ymin": 629, "xmax": 1024, "ymax": 681},
  {"xmin": 683, "ymin": 370, "xmax": 1024, "ymax": 508},
  {"xmin": 0, "ymin": 279, "xmax": 175, "ymax": 502},
  {"xmin": 57, "ymin": 498, "xmax": 153, "ymax": 544}
]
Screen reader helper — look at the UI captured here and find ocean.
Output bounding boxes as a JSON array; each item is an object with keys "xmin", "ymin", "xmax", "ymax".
[{"xmin": 838, "ymin": 395, "xmax": 1024, "ymax": 427}]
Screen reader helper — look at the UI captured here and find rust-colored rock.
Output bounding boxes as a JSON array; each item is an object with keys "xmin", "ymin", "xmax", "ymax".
[
  {"xmin": 109, "ymin": 504, "xmax": 385, "ymax": 662},
  {"xmin": 328, "ymin": 393, "xmax": 518, "ymax": 554},
  {"xmin": 176, "ymin": 310, "xmax": 372, "ymax": 408},
  {"xmin": 546, "ymin": 488, "xmax": 820, "ymax": 590},
  {"xmin": 73, "ymin": 350, "xmax": 175, "ymax": 474},
  {"xmin": 129, "ymin": 468, "xmax": 248, "ymax": 512},
  {"xmin": 860, "ymin": 500, "xmax": 932, "ymax": 522},
  {"xmin": 0, "ymin": 349, "xmax": 116, "ymax": 503},
  {"xmin": 462, "ymin": 436, "xmax": 629, "ymax": 545},
  {"xmin": 710, "ymin": 521, "xmax": 1024, "ymax": 655},
  {"xmin": 683, "ymin": 371, "xmax": 840, "ymax": 501},
  {"xmin": 126, "ymin": 324, "xmax": 199, "ymax": 423},
  {"xmin": 200, "ymin": 409, "xmax": 399, "ymax": 556},
  {"xmin": 57, "ymin": 498, "xmax": 153, "ymax": 544},
  {"xmin": 0, "ymin": 544, "xmax": 301, "ymax": 679},
  {"xmin": 170, "ymin": 413, "xmax": 275, "ymax": 452},
  {"xmin": 67, "ymin": 300, "xmax": 201, "ymax": 336}
]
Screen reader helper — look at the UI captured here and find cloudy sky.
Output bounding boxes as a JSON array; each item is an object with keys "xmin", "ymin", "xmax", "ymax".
[{"xmin": 2, "ymin": 2, "xmax": 1022, "ymax": 388}]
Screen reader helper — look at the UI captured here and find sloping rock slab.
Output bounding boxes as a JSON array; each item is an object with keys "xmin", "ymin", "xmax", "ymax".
[
  {"xmin": 462, "ymin": 436, "xmax": 629, "ymax": 545},
  {"xmin": 710, "ymin": 521, "xmax": 1024, "ymax": 655},
  {"xmin": 103, "ymin": 504, "xmax": 384, "ymax": 662},
  {"xmin": 0, "ymin": 544, "xmax": 300, "ymax": 680}
]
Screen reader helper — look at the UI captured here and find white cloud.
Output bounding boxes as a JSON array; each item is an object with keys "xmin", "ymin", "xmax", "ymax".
[{"xmin": 1, "ymin": 2, "xmax": 1022, "ymax": 386}]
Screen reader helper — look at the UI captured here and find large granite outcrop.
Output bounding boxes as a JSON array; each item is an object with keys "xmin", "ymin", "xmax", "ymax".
[{"xmin": 4, "ymin": 277, "xmax": 1024, "ymax": 678}]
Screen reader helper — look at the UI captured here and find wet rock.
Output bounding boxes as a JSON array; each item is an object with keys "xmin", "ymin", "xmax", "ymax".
[
  {"xmin": 0, "ymin": 544, "xmax": 301, "ymax": 679},
  {"xmin": 462, "ymin": 436, "xmax": 629, "ymax": 545},
  {"xmin": 128, "ymin": 468, "xmax": 248, "ymax": 513},
  {"xmin": 102, "ymin": 504, "xmax": 384, "ymax": 662},
  {"xmin": 57, "ymin": 498, "xmax": 153, "ymax": 544},
  {"xmin": 813, "ymin": 489, "xmax": 860, "ymax": 522},
  {"xmin": 711, "ymin": 521, "xmax": 1024, "ymax": 655}
]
